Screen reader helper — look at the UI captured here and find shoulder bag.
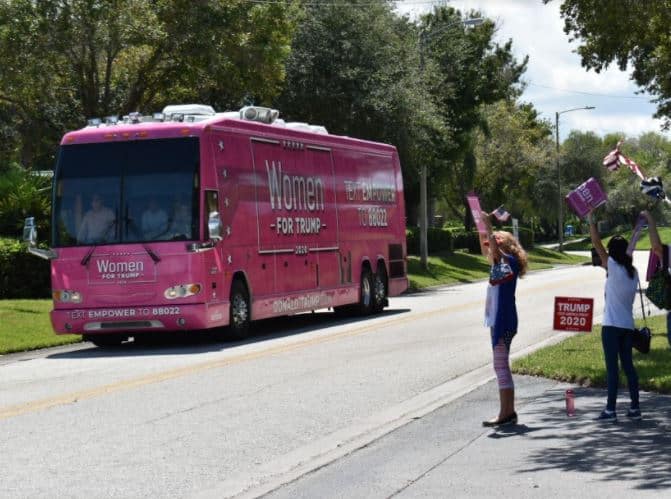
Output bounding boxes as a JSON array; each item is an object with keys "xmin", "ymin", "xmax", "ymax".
[
  {"xmin": 634, "ymin": 279, "xmax": 652, "ymax": 354},
  {"xmin": 645, "ymin": 245, "xmax": 671, "ymax": 310}
]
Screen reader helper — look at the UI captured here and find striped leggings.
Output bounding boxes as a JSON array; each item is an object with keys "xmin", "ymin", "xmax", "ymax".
[{"xmin": 493, "ymin": 337, "xmax": 514, "ymax": 389}]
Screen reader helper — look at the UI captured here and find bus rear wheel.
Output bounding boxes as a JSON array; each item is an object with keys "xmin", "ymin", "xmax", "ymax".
[
  {"xmin": 372, "ymin": 266, "xmax": 388, "ymax": 313},
  {"xmin": 357, "ymin": 268, "xmax": 374, "ymax": 315},
  {"xmin": 228, "ymin": 279, "xmax": 251, "ymax": 340}
]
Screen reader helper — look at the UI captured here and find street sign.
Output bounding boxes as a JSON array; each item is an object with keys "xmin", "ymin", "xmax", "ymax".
[{"xmin": 553, "ymin": 296, "xmax": 594, "ymax": 332}]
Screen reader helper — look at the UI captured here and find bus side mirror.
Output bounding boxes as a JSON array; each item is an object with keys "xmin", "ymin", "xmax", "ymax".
[
  {"xmin": 208, "ymin": 211, "xmax": 223, "ymax": 241},
  {"xmin": 23, "ymin": 217, "xmax": 37, "ymax": 246},
  {"xmin": 22, "ymin": 216, "xmax": 57, "ymax": 260}
]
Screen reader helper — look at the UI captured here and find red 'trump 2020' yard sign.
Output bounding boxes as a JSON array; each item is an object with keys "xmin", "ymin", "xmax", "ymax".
[{"xmin": 553, "ymin": 296, "xmax": 594, "ymax": 332}]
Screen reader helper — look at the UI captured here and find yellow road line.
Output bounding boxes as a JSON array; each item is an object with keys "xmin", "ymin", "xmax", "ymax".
[{"xmin": 0, "ymin": 275, "xmax": 595, "ymax": 420}]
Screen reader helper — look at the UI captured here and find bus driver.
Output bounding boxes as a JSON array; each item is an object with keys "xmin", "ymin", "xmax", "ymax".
[{"xmin": 77, "ymin": 194, "xmax": 116, "ymax": 243}]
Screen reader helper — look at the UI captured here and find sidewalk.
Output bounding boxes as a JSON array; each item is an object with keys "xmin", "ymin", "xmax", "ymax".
[{"xmin": 264, "ymin": 376, "xmax": 671, "ymax": 498}]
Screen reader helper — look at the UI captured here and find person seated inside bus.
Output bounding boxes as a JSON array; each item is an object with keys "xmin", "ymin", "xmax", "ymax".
[
  {"xmin": 169, "ymin": 198, "xmax": 192, "ymax": 239},
  {"xmin": 77, "ymin": 193, "xmax": 116, "ymax": 244},
  {"xmin": 141, "ymin": 197, "xmax": 169, "ymax": 240}
]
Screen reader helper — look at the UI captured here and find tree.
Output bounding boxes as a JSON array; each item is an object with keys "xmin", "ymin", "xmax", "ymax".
[
  {"xmin": 275, "ymin": 0, "xmax": 438, "ymax": 225},
  {"xmin": 560, "ymin": 130, "xmax": 606, "ymax": 191},
  {"xmin": 0, "ymin": 165, "xmax": 51, "ymax": 237},
  {"xmin": 471, "ymin": 101, "xmax": 554, "ymax": 223},
  {"xmin": 547, "ymin": 0, "xmax": 671, "ymax": 128},
  {"xmin": 0, "ymin": 0, "xmax": 297, "ymax": 168},
  {"xmin": 417, "ymin": 7, "xmax": 528, "ymax": 229}
]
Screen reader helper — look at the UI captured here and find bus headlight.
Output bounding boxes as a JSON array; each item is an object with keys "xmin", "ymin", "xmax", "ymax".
[
  {"xmin": 53, "ymin": 289, "xmax": 82, "ymax": 303},
  {"xmin": 164, "ymin": 283, "xmax": 202, "ymax": 299}
]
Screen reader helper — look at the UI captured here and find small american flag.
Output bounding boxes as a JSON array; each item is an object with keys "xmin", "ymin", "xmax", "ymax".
[
  {"xmin": 603, "ymin": 140, "xmax": 645, "ymax": 179},
  {"xmin": 491, "ymin": 205, "xmax": 511, "ymax": 222},
  {"xmin": 602, "ymin": 143, "xmax": 621, "ymax": 171}
]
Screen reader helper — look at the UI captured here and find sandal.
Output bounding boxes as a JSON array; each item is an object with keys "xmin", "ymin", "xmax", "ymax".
[{"xmin": 482, "ymin": 411, "xmax": 517, "ymax": 427}]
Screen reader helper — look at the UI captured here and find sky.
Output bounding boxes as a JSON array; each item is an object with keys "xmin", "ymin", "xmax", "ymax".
[{"xmin": 396, "ymin": 0, "xmax": 668, "ymax": 142}]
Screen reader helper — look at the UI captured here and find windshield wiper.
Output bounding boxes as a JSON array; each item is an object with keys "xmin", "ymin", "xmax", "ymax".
[
  {"xmin": 142, "ymin": 244, "xmax": 161, "ymax": 263},
  {"xmin": 80, "ymin": 219, "xmax": 117, "ymax": 266},
  {"xmin": 123, "ymin": 212, "xmax": 161, "ymax": 263}
]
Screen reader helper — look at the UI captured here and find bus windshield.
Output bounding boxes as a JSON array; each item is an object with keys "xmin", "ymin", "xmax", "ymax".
[{"xmin": 53, "ymin": 137, "xmax": 200, "ymax": 247}]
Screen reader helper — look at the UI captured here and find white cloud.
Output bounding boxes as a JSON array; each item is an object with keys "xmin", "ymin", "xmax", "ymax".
[{"xmin": 396, "ymin": 0, "xmax": 668, "ymax": 141}]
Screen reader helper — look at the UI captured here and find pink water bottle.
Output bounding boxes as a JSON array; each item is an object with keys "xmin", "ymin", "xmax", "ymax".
[{"xmin": 565, "ymin": 389, "xmax": 575, "ymax": 416}]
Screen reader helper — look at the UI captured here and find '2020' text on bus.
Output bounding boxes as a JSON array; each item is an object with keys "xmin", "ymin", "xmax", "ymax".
[{"xmin": 24, "ymin": 105, "xmax": 408, "ymax": 346}]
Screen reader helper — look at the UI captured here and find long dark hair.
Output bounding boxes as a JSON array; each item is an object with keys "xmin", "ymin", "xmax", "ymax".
[{"xmin": 607, "ymin": 235, "xmax": 636, "ymax": 279}]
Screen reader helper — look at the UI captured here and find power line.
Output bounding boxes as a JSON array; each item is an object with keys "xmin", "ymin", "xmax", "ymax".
[
  {"xmin": 527, "ymin": 82, "xmax": 651, "ymax": 100},
  {"xmin": 242, "ymin": 0, "xmax": 447, "ymax": 6}
]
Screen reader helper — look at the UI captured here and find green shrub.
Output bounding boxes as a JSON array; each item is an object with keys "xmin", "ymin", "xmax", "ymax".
[
  {"xmin": 406, "ymin": 227, "xmax": 453, "ymax": 255},
  {"xmin": 408, "ymin": 225, "xmax": 534, "ymax": 256},
  {"xmin": 0, "ymin": 167, "xmax": 51, "ymax": 238},
  {"xmin": 406, "ymin": 228, "xmax": 418, "ymax": 255},
  {"xmin": 502, "ymin": 226, "xmax": 534, "ymax": 249},
  {"xmin": 0, "ymin": 238, "xmax": 51, "ymax": 298},
  {"xmin": 450, "ymin": 229, "xmax": 480, "ymax": 253}
]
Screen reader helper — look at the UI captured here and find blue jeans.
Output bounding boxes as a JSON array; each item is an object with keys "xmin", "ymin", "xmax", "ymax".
[{"xmin": 601, "ymin": 326, "xmax": 639, "ymax": 411}]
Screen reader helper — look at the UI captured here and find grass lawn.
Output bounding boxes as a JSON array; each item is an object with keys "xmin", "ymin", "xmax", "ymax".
[
  {"xmin": 0, "ymin": 300, "xmax": 81, "ymax": 354},
  {"xmin": 407, "ymin": 246, "xmax": 588, "ymax": 290},
  {"xmin": 563, "ymin": 226, "xmax": 671, "ymax": 251},
  {"xmin": 513, "ymin": 314, "xmax": 671, "ymax": 393},
  {"xmin": 2, "ymin": 246, "xmax": 669, "ymax": 395},
  {"xmin": 0, "ymin": 246, "xmax": 588, "ymax": 355}
]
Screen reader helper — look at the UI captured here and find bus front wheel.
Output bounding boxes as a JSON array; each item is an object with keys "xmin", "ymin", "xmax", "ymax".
[{"xmin": 228, "ymin": 279, "xmax": 251, "ymax": 340}]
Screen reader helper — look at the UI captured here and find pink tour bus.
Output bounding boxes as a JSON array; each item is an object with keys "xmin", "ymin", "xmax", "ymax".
[{"xmin": 24, "ymin": 105, "xmax": 408, "ymax": 346}]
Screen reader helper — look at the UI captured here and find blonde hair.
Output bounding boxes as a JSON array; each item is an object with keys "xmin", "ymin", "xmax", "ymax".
[{"xmin": 494, "ymin": 231, "xmax": 528, "ymax": 278}]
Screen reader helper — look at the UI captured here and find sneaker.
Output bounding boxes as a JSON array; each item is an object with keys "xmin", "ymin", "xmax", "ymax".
[
  {"xmin": 596, "ymin": 409, "xmax": 617, "ymax": 422},
  {"xmin": 626, "ymin": 408, "xmax": 642, "ymax": 420}
]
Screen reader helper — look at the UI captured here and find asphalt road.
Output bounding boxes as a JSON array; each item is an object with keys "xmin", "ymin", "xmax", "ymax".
[{"xmin": 0, "ymin": 251, "xmax": 655, "ymax": 498}]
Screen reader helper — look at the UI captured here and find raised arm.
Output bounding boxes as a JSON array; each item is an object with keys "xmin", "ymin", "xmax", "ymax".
[
  {"xmin": 481, "ymin": 210, "xmax": 501, "ymax": 263},
  {"xmin": 641, "ymin": 210, "xmax": 664, "ymax": 259},
  {"xmin": 588, "ymin": 211, "xmax": 608, "ymax": 270}
]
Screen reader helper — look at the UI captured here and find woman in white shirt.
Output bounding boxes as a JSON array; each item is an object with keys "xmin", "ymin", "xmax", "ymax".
[{"xmin": 589, "ymin": 211, "xmax": 640, "ymax": 422}]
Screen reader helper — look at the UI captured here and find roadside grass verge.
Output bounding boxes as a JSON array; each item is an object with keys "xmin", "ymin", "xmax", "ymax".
[
  {"xmin": 0, "ymin": 300, "xmax": 80, "ymax": 354},
  {"xmin": 407, "ymin": 247, "xmax": 589, "ymax": 290},
  {"xmin": 0, "ymin": 247, "xmax": 588, "ymax": 355},
  {"xmin": 513, "ymin": 314, "xmax": 671, "ymax": 394},
  {"xmin": 562, "ymin": 226, "xmax": 671, "ymax": 251}
]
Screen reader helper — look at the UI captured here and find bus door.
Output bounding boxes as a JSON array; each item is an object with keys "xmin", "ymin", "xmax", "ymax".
[
  {"xmin": 304, "ymin": 145, "xmax": 339, "ymax": 290},
  {"xmin": 251, "ymin": 138, "xmax": 336, "ymax": 294}
]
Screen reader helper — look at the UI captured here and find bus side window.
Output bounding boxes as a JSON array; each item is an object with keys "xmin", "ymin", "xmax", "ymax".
[
  {"xmin": 206, "ymin": 190, "xmax": 218, "ymax": 214},
  {"xmin": 205, "ymin": 190, "xmax": 221, "ymax": 240}
]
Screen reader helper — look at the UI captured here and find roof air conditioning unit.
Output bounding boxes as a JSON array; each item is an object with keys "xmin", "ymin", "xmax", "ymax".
[{"xmin": 240, "ymin": 106, "xmax": 279, "ymax": 124}]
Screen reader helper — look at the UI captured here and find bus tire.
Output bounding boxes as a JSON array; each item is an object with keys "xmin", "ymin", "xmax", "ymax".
[
  {"xmin": 357, "ymin": 267, "xmax": 374, "ymax": 315},
  {"xmin": 228, "ymin": 279, "xmax": 251, "ymax": 340},
  {"xmin": 372, "ymin": 265, "xmax": 388, "ymax": 313},
  {"xmin": 84, "ymin": 334, "xmax": 126, "ymax": 348}
]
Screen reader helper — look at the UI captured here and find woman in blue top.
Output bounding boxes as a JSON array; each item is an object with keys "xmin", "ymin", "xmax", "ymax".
[
  {"xmin": 589, "ymin": 211, "xmax": 640, "ymax": 421},
  {"xmin": 482, "ymin": 213, "xmax": 528, "ymax": 427}
]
